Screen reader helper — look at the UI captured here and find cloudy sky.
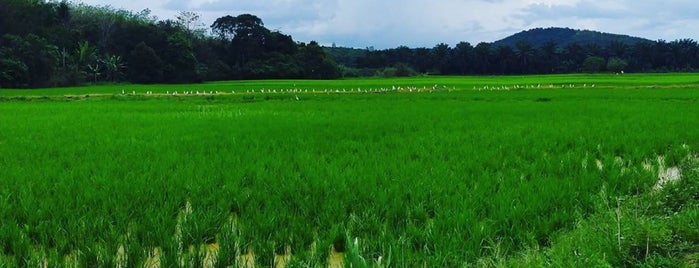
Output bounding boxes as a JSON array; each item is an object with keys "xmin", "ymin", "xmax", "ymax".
[{"xmin": 74, "ymin": 0, "xmax": 699, "ymax": 49}]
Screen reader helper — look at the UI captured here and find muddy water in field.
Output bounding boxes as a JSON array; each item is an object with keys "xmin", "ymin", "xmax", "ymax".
[
  {"xmin": 328, "ymin": 246, "xmax": 344, "ymax": 268},
  {"xmin": 144, "ymin": 247, "xmax": 161, "ymax": 268},
  {"xmin": 238, "ymin": 247, "xmax": 255, "ymax": 268}
]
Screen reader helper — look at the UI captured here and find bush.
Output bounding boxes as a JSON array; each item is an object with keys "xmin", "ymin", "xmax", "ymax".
[
  {"xmin": 607, "ymin": 57, "xmax": 628, "ymax": 73},
  {"xmin": 582, "ymin": 56, "xmax": 605, "ymax": 73},
  {"xmin": 377, "ymin": 63, "xmax": 417, "ymax": 78}
]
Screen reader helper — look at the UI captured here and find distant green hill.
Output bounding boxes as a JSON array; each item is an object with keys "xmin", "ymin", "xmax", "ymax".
[
  {"xmin": 492, "ymin": 27, "xmax": 652, "ymax": 48},
  {"xmin": 324, "ymin": 27, "xmax": 656, "ymax": 67}
]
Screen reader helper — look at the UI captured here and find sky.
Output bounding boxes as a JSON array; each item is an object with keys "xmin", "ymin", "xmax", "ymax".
[{"xmin": 73, "ymin": 0, "xmax": 699, "ymax": 49}]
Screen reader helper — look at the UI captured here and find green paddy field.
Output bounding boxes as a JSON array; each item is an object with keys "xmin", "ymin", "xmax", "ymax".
[{"xmin": 1, "ymin": 73, "xmax": 698, "ymax": 267}]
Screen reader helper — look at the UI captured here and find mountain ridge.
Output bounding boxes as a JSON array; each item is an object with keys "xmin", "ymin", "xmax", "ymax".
[{"xmin": 491, "ymin": 27, "xmax": 653, "ymax": 48}]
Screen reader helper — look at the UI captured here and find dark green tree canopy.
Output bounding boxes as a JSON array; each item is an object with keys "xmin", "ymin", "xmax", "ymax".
[
  {"xmin": 128, "ymin": 42, "xmax": 164, "ymax": 83},
  {"xmin": 0, "ymin": 1, "xmax": 343, "ymax": 88},
  {"xmin": 211, "ymin": 14, "xmax": 265, "ymax": 41}
]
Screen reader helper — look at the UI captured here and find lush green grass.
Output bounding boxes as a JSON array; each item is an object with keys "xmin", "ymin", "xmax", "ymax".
[
  {"xmin": 1, "ymin": 75, "xmax": 698, "ymax": 266},
  {"xmin": 2, "ymin": 73, "xmax": 699, "ymax": 97},
  {"xmin": 505, "ymin": 156, "xmax": 699, "ymax": 267}
]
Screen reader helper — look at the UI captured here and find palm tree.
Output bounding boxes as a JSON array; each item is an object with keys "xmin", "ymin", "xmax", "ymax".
[
  {"xmin": 75, "ymin": 41, "xmax": 96, "ymax": 68},
  {"xmin": 75, "ymin": 41, "xmax": 97, "ymax": 82},
  {"xmin": 515, "ymin": 41, "xmax": 535, "ymax": 73}
]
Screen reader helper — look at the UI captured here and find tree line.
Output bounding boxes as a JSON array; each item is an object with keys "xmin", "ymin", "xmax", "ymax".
[
  {"xmin": 0, "ymin": 0, "xmax": 340, "ymax": 88},
  {"xmin": 2, "ymin": 0, "xmax": 698, "ymax": 88},
  {"xmin": 335, "ymin": 38, "xmax": 699, "ymax": 77}
]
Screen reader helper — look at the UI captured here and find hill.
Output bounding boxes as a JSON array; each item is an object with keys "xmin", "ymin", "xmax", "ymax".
[
  {"xmin": 325, "ymin": 27, "xmax": 658, "ymax": 69},
  {"xmin": 492, "ymin": 27, "xmax": 652, "ymax": 48}
]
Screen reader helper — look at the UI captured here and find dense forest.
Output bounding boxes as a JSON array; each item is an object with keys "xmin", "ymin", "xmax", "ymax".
[
  {"xmin": 334, "ymin": 28, "xmax": 699, "ymax": 76},
  {"xmin": 0, "ymin": 0, "xmax": 341, "ymax": 88},
  {"xmin": 1, "ymin": 0, "xmax": 699, "ymax": 88}
]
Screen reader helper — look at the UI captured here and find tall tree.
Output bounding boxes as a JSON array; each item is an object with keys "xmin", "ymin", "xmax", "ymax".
[
  {"xmin": 298, "ymin": 41, "xmax": 340, "ymax": 79},
  {"xmin": 158, "ymin": 21, "xmax": 201, "ymax": 82},
  {"xmin": 473, "ymin": 42, "xmax": 492, "ymax": 74},
  {"xmin": 451, "ymin": 42, "xmax": 474, "ymax": 75},
  {"xmin": 211, "ymin": 14, "xmax": 269, "ymax": 71},
  {"xmin": 537, "ymin": 41, "xmax": 560, "ymax": 73},
  {"xmin": 671, "ymin": 39, "xmax": 698, "ymax": 70},
  {"xmin": 562, "ymin": 42, "xmax": 586, "ymax": 72},
  {"xmin": 176, "ymin": 11, "xmax": 205, "ymax": 37},
  {"xmin": 75, "ymin": 40, "xmax": 97, "ymax": 81},
  {"xmin": 495, "ymin": 45, "xmax": 517, "ymax": 74},
  {"xmin": 431, "ymin": 43, "xmax": 450, "ymax": 74},
  {"xmin": 515, "ymin": 41, "xmax": 535, "ymax": 73},
  {"xmin": 127, "ymin": 42, "xmax": 163, "ymax": 83},
  {"xmin": 630, "ymin": 41, "xmax": 654, "ymax": 71}
]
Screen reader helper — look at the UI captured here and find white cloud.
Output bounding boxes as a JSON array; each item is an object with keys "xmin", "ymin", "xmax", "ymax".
[{"xmin": 72, "ymin": 0, "xmax": 699, "ymax": 48}]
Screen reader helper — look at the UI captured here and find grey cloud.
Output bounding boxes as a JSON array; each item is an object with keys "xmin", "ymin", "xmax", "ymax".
[
  {"xmin": 192, "ymin": 0, "xmax": 327, "ymax": 28},
  {"xmin": 627, "ymin": 1, "xmax": 699, "ymax": 19},
  {"xmin": 75, "ymin": 0, "xmax": 699, "ymax": 48},
  {"xmin": 177, "ymin": 0, "xmax": 522, "ymax": 47},
  {"xmin": 162, "ymin": 0, "xmax": 189, "ymax": 10},
  {"xmin": 522, "ymin": 2, "xmax": 628, "ymax": 22},
  {"xmin": 523, "ymin": 1, "xmax": 699, "ymax": 22},
  {"xmin": 517, "ymin": 1, "xmax": 699, "ymax": 41}
]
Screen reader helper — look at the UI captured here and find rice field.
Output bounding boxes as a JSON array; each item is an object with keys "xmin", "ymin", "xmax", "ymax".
[{"xmin": 0, "ymin": 74, "xmax": 698, "ymax": 267}]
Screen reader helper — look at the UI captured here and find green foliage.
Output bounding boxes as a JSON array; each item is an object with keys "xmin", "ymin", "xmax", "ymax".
[
  {"xmin": 349, "ymin": 30, "xmax": 699, "ymax": 76},
  {"xmin": 508, "ymin": 156, "xmax": 699, "ymax": 267},
  {"xmin": 100, "ymin": 54, "xmax": 126, "ymax": 82},
  {"xmin": 0, "ymin": 55, "xmax": 29, "ymax": 88},
  {"xmin": 127, "ymin": 42, "xmax": 164, "ymax": 83},
  {"xmin": 0, "ymin": 34, "xmax": 56, "ymax": 87},
  {"xmin": 298, "ymin": 41, "xmax": 341, "ymax": 79},
  {"xmin": 0, "ymin": 3, "xmax": 344, "ymax": 88},
  {"xmin": 607, "ymin": 57, "xmax": 628, "ymax": 73},
  {"xmin": 376, "ymin": 63, "xmax": 418, "ymax": 77},
  {"xmin": 583, "ymin": 56, "xmax": 606, "ymax": 73}
]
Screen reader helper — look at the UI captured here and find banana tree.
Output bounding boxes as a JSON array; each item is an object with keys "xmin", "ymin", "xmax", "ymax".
[
  {"xmin": 100, "ymin": 54, "xmax": 125, "ymax": 82},
  {"xmin": 86, "ymin": 63, "xmax": 101, "ymax": 83}
]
